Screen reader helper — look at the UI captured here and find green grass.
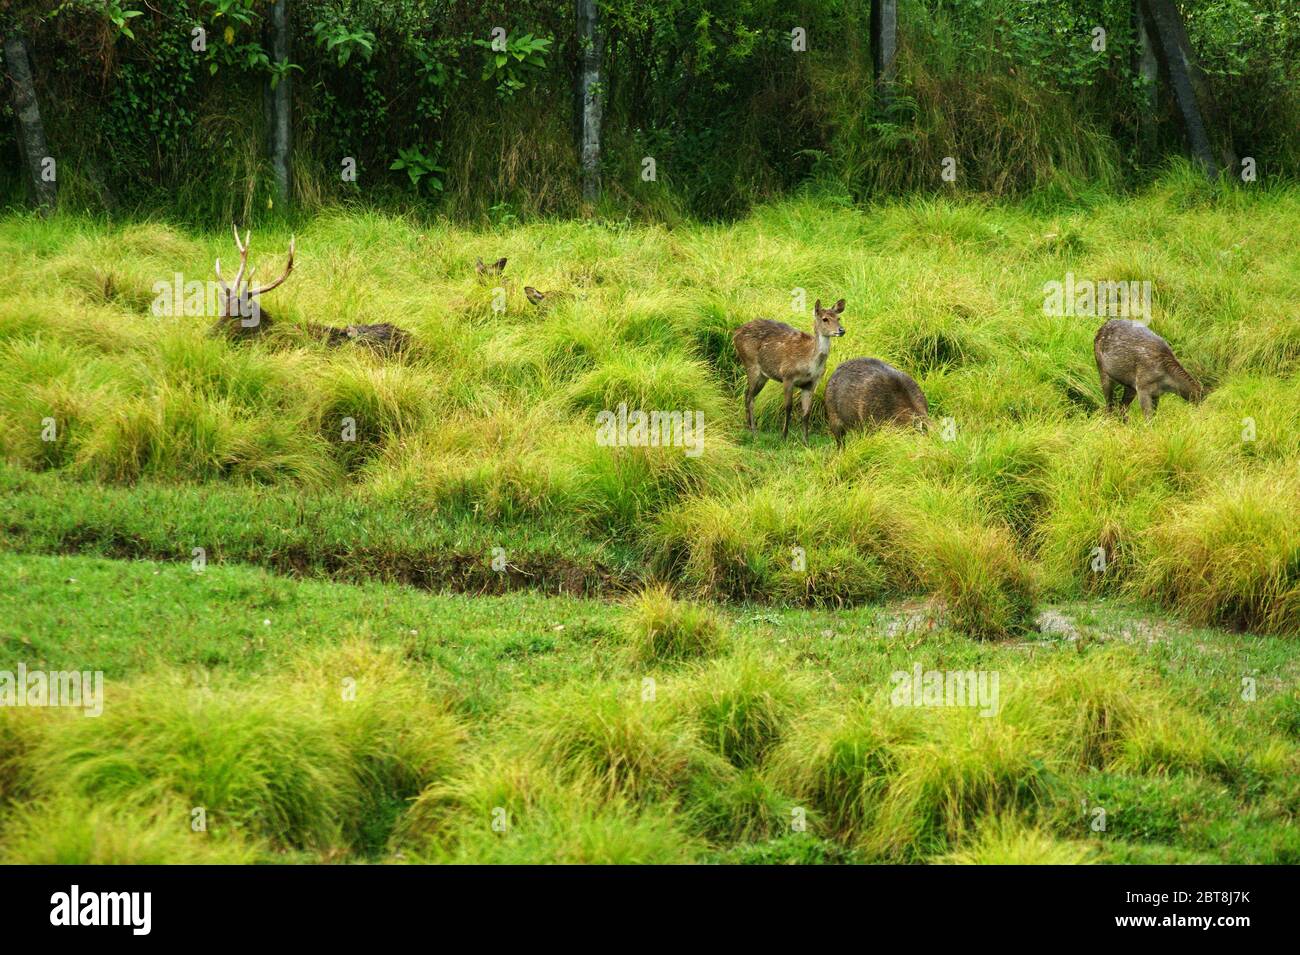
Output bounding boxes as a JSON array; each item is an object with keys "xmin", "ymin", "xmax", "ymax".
[
  {"xmin": 1, "ymin": 181, "xmax": 1298, "ymax": 863},
  {"xmin": 1, "ymin": 552, "xmax": 1296, "ymax": 864},
  {"xmin": 3, "ymin": 181, "xmax": 1300, "ymax": 633}
]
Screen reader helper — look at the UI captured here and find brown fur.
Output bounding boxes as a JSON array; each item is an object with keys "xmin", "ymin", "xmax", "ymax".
[
  {"xmin": 824, "ymin": 358, "xmax": 929, "ymax": 448},
  {"xmin": 732, "ymin": 299, "xmax": 846, "ymax": 442},
  {"xmin": 476, "ymin": 256, "xmax": 507, "ymax": 279},
  {"xmin": 1094, "ymin": 319, "xmax": 1203, "ymax": 420}
]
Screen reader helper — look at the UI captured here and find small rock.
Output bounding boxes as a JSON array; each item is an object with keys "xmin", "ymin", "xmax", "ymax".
[{"xmin": 1035, "ymin": 610, "xmax": 1079, "ymax": 641}]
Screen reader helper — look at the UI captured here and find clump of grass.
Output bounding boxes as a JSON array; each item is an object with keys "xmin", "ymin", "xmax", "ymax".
[
  {"xmin": 866, "ymin": 707, "xmax": 1059, "ymax": 859},
  {"xmin": 0, "ymin": 795, "xmax": 262, "ymax": 864},
  {"xmin": 904, "ymin": 518, "xmax": 1038, "ymax": 639},
  {"xmin": 1138, "ymin": 463, "xmax": 1300, "ymax": 634},
  {"xmin": 684, "ymin": 768, "xmax": 794, "ymax": 844},
  {"xmin": 401, "ymin": 759, "xmax": 700, "ymax": 864},
  {"xmin": 521, "ymin": 681, "xmax": 731, "ymax": 802},
  {"xmin": 672, "ymin": 653, "xmax": 813, "ymax": 768},
  {"xmin": 940, "ymin": 814, "xmax": 1095, "ymax": 865},
  {"xmin": 767, "ymin": 700, "xmax": 923, "ymax": 843},
  {"xmin": 622, "ymin": 584, "xmax": 728, "ymax": 664},
  {"xmin": 652, "ymin": 475, "xmax": 903, "ymax": 605},
  {"xmin": 18, "ymin": 643, "xmax": 463, "ymax": 855}
]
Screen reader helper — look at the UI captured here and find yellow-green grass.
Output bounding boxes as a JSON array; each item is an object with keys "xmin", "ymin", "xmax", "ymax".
[
  {"xmin": 3, "ymin": 179, "xmax": 1299, "ymax": 634},
  {"xmin": 1, "ymin": 552, "xmax": 1297, "ymax": 864}
]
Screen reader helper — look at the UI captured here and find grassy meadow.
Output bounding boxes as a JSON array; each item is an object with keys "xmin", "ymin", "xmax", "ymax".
[{"xmin": 1, "ymin": 165, "xmax": 1298, "ymax": 863}]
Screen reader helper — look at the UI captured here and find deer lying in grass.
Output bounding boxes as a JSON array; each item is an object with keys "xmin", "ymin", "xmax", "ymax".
[
  {"xmin": 211, "ymin": 225, "xmax": 294, "ymax": 340},
  {"xmin": 212, "ymin": 226, "xmax": 411, "ymax": 353},
  {"xmin": 476, "ymin": 256, "xmax": 507, "ymax": 279},
  {"xmin": 1094, "ymin": 319, "xmax": 1204, "ymax": 420},
  {"xmin": 733, "ymin": 298, "xmax": 846, "ymax": 442},
  {"xmin": 824, "ymin": 359, "xmax": 929, "ymax": 449},
  {"xmin": 523, "ymin": 286, "xmax": 574, "ymax": 310}
]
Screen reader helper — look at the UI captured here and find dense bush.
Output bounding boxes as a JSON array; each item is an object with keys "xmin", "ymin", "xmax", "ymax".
[{"xmin": 1, "ymin": 1, "xmax": 1296, "ymax": 220}]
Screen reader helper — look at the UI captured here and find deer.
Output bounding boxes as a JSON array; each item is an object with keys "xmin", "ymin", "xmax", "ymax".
[
  {"xmin": 210, "ymin": 224, "xmax": 294, "ymax": 340},
  {"xmin": 733, "ymin": 298, "xmax": 846, "ymax": 442},
  {"xmin": 1094, "ymin": 319, "xmax": 1204, "ymax": 420},
  {"xmin": 523, "ymin": 286, "xmax": 573, "ymax": 310},
  {"xmin": 824, "ymin": 358, "xmax": 929, "ymax": 449},
  {"xmin": 211, "ymin": 225, "xmax": 412, "ymax": 354},
  {"xmin": 476, "ymin": 256, "xmax": 507, "ymax": 279}
]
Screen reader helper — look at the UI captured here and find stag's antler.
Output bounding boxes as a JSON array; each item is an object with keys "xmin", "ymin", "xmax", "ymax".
[
  {"xmin": 214, "ymin": 223, "xmax": 252, "ymax": 296},
  {"xmin": 214, "ymin": 225, "xmax": 293, "ymax": 298},
  {"xmin": 248, "ymin": 236, "xmax": 294, "ymax": 296}
]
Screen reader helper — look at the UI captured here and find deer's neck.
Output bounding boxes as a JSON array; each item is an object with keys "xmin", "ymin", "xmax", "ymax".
[
  {"xmin": 807, "ymin": 328, "xmax": 832, "ymax": 373},
  {"xmin": 1163, "ymin": 356, "xmax": 1200, "ymax": 400},
  {"xmin": 814, "ymin": 330, "xmax": 832, "ymax": 358}
]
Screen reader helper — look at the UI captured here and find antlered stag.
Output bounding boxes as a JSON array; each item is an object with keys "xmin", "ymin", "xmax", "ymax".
[{"xmin": 211, "ymin": 225, "xmax": 294, "ymax": 340}]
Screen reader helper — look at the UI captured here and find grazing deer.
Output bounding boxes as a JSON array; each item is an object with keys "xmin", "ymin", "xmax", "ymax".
[
  {"xmin": 1094, "ymin": 319, "xmax": 1204, "ymax": 420},
  {"xmin": 733, "ymin": 299, "xmax": 846, "ymax": 442},
  {"xmin": 824, "ymin": 359, "xmax": 929, "ymax": 449},
  {"xmin": 476, "ymin": 256, "xmax": 507, "ymax": 279},
  {"xmin": 211, "ymin": 224, "xmax": 294, "ymax": 340}
]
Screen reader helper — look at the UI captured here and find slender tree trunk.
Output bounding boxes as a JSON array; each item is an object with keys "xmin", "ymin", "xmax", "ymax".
[
  {"xmin": 576, "ymin": 0, "xmax": 603, "ymax": 205},
  {"xmin": 264, "ymin": 0, "xmax": 292, "ymax": 206},
  {"xmin": 1138, "ymin": 0, "xmax": 1236, "ymax": 179},
  {"xmin": 3, "ymin": 33, "xmax": 56, "ymax": 214},
  {"xmin": 1133, "ymin": 2, "xmax": 1159, "ymax": 162},
  {"xmin": 871, "ymin": 0, "xmax": 898, "ymax": 89}
]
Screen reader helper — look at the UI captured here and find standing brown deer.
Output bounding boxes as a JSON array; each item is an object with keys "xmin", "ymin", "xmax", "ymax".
[
  {"xmin": 1094, "ymin": 319, "xmax": 1204, "ymax": 420},
  {"xmin": 733, "ymin": 298, "xmax": 846, "ymax": 442},
  {"xmin": 211, "ymin": 224, "xmax": 295, "ymax": 340},
  {"xmin": 824, "ymin": 358, "xmax": 929, "ymax": 449}
]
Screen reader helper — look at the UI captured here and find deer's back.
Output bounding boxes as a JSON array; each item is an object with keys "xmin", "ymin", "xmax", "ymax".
[
  {"xmin": 1093, "ymin": 319, "xmax": 1176, "ymax": 385},
  {"xmin": 825, "ymin": 358, "xmax": 928, "ymax": 429},
  {"xmin": 733, "ymin": 319, "xmax": 815, "ymax": 380}
]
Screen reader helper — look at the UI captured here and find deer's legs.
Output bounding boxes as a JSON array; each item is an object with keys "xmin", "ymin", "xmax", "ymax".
[
  {"xmin": 781, "ymin": 380, "xmax": 795, "ymax": 439},
  {"xmin": 1099, "ymin": 370, "xmax": 1115, "ymax": 413},
  {"xmin": 1118, "ymin": 385, "xmax": 1136, "ymax": 419},
  {"xmin": 743, "ymin": 370, "xmax": 768, "ymax": 433},
  {"xmin": 1138, "ymin": 388, "xmax": 1158, "ymax": 420},
  {"xmin": 800, "ymin": 388, "xmax": 814, "ymax": 444}
]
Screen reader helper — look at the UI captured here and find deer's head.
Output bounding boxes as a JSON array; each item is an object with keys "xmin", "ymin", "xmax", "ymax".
[
  {"xmin": 814, "ymin": 298, "xmax": 846, "ymax": 338},
  {"xmin": 213, "ymin": 224, "xmax": 295, "ymax": 333},
  {"xmin": 476, "ymin": 256, "xmax": 507, "ymax": 278}
]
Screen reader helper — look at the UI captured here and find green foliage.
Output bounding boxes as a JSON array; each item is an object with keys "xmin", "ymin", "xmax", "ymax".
[
  {"xmin": 474, "ymin": 31, "xmax": 552, "ymax": 98},
  {"xmin": 311, "ymin": 18, "xmax": 375, "ymax": 66},
  {"xmin": 390, "ymin": 144, "xmax": 447, "ymax": 193},
  {"xmin": 12, "ymin": 0, "xmax": 1297, "ymax": 220}
]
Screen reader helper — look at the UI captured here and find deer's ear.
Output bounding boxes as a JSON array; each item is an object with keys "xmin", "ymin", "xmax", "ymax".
[
  {"xmin": 814, "ymin": 299, "xmax": 822, "ymax": 313},
  {"xmin": 495, "ymin": 258, "xmax": 508, "ymax": 270},
  {"xmin": 834, "ymin": 299, "xmax": 846, "ymax": 313}
]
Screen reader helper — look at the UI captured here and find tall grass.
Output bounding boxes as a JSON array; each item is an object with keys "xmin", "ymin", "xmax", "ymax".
[{"xmin": 3, "ymin": 176, "xmax": 1300, "ymax": 632}]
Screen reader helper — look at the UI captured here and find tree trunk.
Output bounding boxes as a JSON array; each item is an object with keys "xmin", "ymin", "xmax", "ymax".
[
  {"xmin": 1138, "ymin": 0, "xmax": 1236, "ymax": 179},
  {"xmin": 871, "ymin": 0, "xmax": 898, "ymax": 88},
  {"xmin": 3, "ymin": 33, "xmax": 56, "ymax": 214},
  {"xmin": 576, "ymin": 0, "xmax": 603, "ymax": 205},
  {"xmin": 264, "ymin": 0, "xmax": 292, "ymax": 207},
  {"xmin": 1133, "ymin": 2, "xmax": 1159, "ymax": 162}
]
